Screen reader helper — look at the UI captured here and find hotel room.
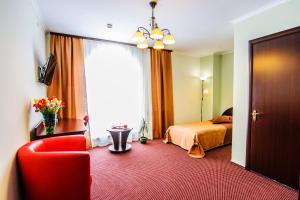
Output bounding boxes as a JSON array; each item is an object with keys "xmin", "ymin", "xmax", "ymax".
[{"xmin": 0, "ymin": 0, "xmax": 299, "ymax": 199}]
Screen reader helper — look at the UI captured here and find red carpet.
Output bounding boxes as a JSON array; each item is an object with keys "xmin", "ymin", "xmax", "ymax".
[{"xmin": 90, "ymin": 140, "xmax": 298, "ymax": 200}]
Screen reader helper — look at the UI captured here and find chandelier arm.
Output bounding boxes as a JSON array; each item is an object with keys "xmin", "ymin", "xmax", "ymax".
[
  {"xmin": 138, "ymin": 27, "xmax": 151, "ymax": 36},
  {"xmin": 161, "ymin": 29, "xmax": 171, "ymax": 35}
]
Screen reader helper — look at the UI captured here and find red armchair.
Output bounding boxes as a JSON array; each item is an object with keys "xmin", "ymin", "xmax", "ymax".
[{"xmin": 17, "ymin": 135, "xmax": 91, "ymax": 200}]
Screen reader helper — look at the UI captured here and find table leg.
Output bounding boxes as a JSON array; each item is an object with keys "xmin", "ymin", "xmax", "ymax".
[
  {"xmin": 110, "ymin": 132, "xmax": 119, "ymax": 150},
  {"xmin": 121, "ymin": 131, "xmax": 130, "ymax": 150}
]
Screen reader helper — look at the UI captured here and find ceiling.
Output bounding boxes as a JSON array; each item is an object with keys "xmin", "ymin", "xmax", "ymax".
[{"xmin": 37, "ymin": 0, "xmax": 281, "ymax": 57}]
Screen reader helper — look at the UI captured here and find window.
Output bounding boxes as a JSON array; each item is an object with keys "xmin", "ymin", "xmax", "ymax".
[{"xmin": 84, "ymin": 41, "xmax": 151, "ymax": 146}]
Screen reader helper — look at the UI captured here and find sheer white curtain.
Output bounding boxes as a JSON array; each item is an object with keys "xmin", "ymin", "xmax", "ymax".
[{"xmin": 84, "ymin": 40, "xmax": 152, "ymax": 147}]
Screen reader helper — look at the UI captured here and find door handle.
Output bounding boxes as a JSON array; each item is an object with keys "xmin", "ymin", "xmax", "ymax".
[{"xmin": 252, "ymin": 110, "xmax": 264, "ymax": 121}]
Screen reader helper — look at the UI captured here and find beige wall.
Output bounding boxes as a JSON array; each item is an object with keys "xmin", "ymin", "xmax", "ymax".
[
  {"xmin": 0, "ymin": 0, "xmax": 47, "ymax": 199},
  {"xmin": 199, "ymin": 53, "xmax": 233, "ymax": 120},
  {"xmin": 232, "ymin": 0, "xmax": 300, "ymax": 166},
  {"xmin": 199, "ymin": 55, "xmax": 214, "ymax": 121},
  {"xmin": 172, "ymin": 53, "xmax": 202, "ymax": 124},
  {"xmin": 220, "ymin": 52, "xmax": 233, "ymax": 113},
  {"xmin": 212, "ymin": 55, "xmax": 221, "ymax": 116},
  {"xmin": 172, "ymin": 53, "xmax": 233, "ymax": 124}
]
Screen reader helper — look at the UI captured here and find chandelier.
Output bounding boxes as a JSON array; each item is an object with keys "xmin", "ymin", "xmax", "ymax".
[{"xmin": 132, "ymin": 0, "xmax": 175, "ymax": 50}]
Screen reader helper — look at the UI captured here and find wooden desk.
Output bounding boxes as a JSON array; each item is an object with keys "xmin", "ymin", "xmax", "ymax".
[{"xmin": 31, "ymin": 119, "xmax": 87, "ymax": 141}]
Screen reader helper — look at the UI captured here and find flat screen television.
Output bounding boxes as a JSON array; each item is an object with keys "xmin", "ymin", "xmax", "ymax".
[{"xmin": 38, "ymin": 54, "xmax": 56, "ymax": 86}]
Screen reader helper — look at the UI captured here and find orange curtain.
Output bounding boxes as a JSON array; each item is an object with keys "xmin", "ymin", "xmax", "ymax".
[
  {"xmin": 48, "ymin": 34, "xmax": 87, "ymax": 119},
  {"xmin": 150, "ymin": 49, "xmax": 174, "ymax": 139}
]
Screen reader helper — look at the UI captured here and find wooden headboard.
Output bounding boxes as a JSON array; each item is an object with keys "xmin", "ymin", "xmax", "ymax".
[{"xmin": 222, "ymin": 107, "xmax": 233, "ymax": 116}]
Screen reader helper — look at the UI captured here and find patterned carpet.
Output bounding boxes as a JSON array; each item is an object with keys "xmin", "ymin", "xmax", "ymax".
[{"xmin": 89, "ymin": 140, "xmax": 298, "ymax": 200}]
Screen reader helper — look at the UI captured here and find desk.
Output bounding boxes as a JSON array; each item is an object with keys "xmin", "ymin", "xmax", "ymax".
[
  {"xmin": 31, "ymin": 119, "xmax": 87, "ymax": 141},
  {"xmin": 107, "ymin": 128, "xmax": 132, "ymax": 152}
]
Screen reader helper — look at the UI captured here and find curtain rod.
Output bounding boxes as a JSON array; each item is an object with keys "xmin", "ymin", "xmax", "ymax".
[{"xmin": 49, "ymin": 32, "xmax": 173, "ymax": 52}]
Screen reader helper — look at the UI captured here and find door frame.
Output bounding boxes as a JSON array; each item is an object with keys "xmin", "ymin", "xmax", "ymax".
[{"xmin": 246, "ymin": 26, "xmax": 300, "ymax": 170}]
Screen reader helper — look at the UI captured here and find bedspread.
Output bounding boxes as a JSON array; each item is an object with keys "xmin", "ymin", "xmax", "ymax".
[{"xmin": 163, "ymin": 121, "xmax": 230, "ymax": 158}]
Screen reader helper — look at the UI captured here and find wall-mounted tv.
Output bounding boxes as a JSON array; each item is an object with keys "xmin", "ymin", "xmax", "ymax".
[{"xmin": 38, "ymin": 54, "xmax": 56, "ymax": 86}]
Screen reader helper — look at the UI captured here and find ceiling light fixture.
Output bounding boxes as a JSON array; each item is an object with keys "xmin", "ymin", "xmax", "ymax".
[{"xmin": 132, "ymin": 0, "xmax": 175, "ymax": 50}]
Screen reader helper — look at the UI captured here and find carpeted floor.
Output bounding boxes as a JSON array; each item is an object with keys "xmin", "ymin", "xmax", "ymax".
[{"xmin": 90, "ymin": 140, "xmax": 298, "ymax": 200}]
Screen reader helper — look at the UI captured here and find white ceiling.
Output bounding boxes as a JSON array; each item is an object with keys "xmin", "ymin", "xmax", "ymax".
[{"xmin": 37, "ymin": 0, "xmax": 281, "ymax": 57}]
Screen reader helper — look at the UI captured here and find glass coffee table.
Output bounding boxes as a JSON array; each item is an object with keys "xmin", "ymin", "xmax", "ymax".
[{"xmin": 106, "ymin": 128, "xmax": 132, "ymax": 152}]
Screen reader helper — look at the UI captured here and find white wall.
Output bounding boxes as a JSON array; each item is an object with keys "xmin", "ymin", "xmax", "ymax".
[
  {"xmin": 232, "ymin": 0, "xmax": 300, "ymax": 166},
  {"xmin": 0, "ymin": 0, "xmax": 47, "ymax": 199},
  {"xmin": 172, "ymin": 53, "xmax": 201, "ymax": 124}
]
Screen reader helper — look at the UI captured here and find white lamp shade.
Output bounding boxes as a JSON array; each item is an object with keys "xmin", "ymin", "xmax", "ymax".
[
  {"xmin": 137, "ymin": 40, "xmax": 148, "ymax": 49},
  {"xmin": 163, "ymin": 34, "xmax": 175, "ymax": 45},
  {"xmin": 132, "ymin": 31, "xmax": 145, "ymax": 42},
  {"xmin": 150, "ymin": 28, "xmax": 163, "ymax": 40},
  {"xmin": 153, "ymin": 40, "xmax": 164, "ymax": 49}
]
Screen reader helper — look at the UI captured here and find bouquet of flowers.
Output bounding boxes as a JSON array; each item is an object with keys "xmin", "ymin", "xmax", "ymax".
[
  {"xmin": 33, "ymin": 97, "xmax": 64, "ymax": 134},
  {"xmin": 33, "ymin": 97, "xmax": 64, "ymax": 114}
]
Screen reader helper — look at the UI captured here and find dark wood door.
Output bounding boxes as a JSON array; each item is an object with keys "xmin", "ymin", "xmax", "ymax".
[{"xmin": 247, "ymin": 27, "xmax": 300, "ymax": 189}]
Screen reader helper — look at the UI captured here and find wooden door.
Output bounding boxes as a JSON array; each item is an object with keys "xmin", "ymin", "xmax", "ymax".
[{"xmin": 247, "ymin": 27, "xmax": 300, "ymax": 189}]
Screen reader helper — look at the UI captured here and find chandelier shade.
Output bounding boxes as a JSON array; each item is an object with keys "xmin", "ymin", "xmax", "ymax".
[
  {"xmin": 132, "ymin": 0, "xmax": 175, "ymax": 50},
  {"xmin": 137, "ymin": 40, "xmax": 149, "ymax": 49},
  {"xmin": 163, "ymin": 34, "xmax": 175, "ymax": 45},
  {"xmin": 153, "ymin": 40, "xmax": 164, "ymax": 50},
  {"xmin": 132, "ymin": 31, "xmax": 145, "ymax": 42},
  {"xmin": 150, "ymin": 28, "xmax": 164, "ymax": 40}
]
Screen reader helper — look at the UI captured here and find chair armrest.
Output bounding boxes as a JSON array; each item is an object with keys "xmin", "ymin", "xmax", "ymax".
[
  {"xmin": 42, "ymin": 135, "xmax": 87, "ymax": 151},
  {"xmin": 20, "ymin": 151, "xmax": 90, "ymax": 200}
]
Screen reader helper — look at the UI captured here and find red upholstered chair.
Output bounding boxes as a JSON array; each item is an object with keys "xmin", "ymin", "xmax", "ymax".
[{"xmin": 17, "ymin": 135, "xmax": 91, "ymax": 200}]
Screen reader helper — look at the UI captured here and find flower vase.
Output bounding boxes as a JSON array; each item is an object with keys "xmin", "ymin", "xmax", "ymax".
[{"xmin": 43, "ymin": 113, "xmax": 57, "ymax": 135}]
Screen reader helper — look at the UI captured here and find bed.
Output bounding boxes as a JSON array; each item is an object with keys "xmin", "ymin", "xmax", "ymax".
[{"xmin": 163, "ymin": 107, "xmax": 233, "ymax": 158}]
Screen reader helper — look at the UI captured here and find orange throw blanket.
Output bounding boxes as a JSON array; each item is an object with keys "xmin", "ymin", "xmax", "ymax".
[{"xmin": 163, "ymin": 121, "xmax": 227, "ymax": 158}]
